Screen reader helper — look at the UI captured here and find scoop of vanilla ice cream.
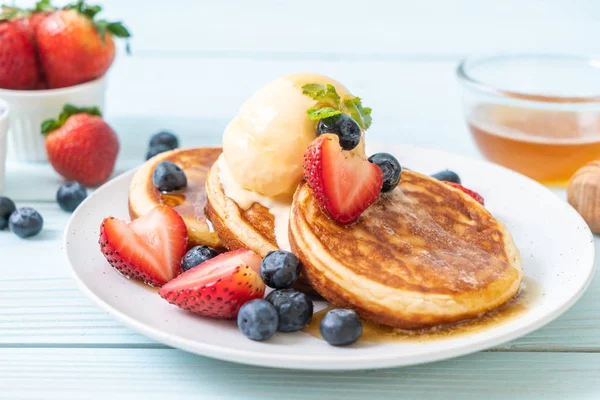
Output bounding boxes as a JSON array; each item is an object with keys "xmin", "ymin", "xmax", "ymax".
[{"xmin": 223, "ymin": 72, "xmax": 365, "ymax": 197}]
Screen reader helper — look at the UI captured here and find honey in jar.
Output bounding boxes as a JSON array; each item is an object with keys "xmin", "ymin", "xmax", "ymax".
[{"xmin": 468, "ymin": 104, "xmax": 600, "ymax": 186}]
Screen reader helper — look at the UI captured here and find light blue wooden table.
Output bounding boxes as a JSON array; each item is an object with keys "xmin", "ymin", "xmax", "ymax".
[{"xmin": 2, "ymin": 1, "xmax": 600, "ymax": 398}]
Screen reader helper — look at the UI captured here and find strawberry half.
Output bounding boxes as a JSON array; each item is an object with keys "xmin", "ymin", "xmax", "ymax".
[
  {"xmin": 444, "ymin": 181, "xmax": 485, "ymax": 205},
  {"xmin": 158, "ymin": 249, "xmax": 265, "ymax": 319},
  {"xmin": 99, "ymin": 206, "xmax": 187, "ymax": 287},
  {"xmin": 303, "ymin": 134, "xmax": 383, "ymax": 224}
]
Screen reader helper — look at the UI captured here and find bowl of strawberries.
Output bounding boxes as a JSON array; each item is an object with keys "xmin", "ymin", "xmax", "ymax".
[{"xmin": 0, "ymin": 0, "xmax": 130, "ymax": 162}]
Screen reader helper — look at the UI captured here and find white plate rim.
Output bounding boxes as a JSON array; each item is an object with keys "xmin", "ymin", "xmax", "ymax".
[{"xmin": 64, "ymin": 143, "xmax": 596, "ymax": 370}]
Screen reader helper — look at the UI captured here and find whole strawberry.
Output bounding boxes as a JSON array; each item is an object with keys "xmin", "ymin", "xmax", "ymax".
[
  {"xmin": 0, "ymin": 10, "xmax": 39, "ymax": 90},
  {"xmin": 42, "ymin": 104, "xmax": 119, "ymax": 186},
  {"xmin": 36, "ymin": 1, "xmax": 130, "ymax": 88}
]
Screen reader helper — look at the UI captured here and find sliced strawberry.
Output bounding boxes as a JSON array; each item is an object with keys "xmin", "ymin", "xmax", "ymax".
[
  {"xmin": 99, "ymin": 206, "xmax": 187, "ymax": 287},
  {"xmin": 303, "ymin": 134, "xmax": 383, "ymax": 224},
  {"xmin": 158, "ymin": 249, "xmax": 265, "ymax": 319},
  {"xmin": 444, "ymin": 181, "xmax": 485, "ymax": 205}
]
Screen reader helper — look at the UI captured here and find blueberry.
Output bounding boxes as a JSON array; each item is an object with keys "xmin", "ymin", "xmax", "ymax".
[
  {"xmin": 260, "ymin": 250, "xmax": 302, "ymax": 289},
  {"xmin": 237, "ymin": 299, "xmax": 279, "ymax": 341},
  {"xmin": 0, "ymin": 196, "xmax": 16, "ymax": 230},
  {"xmin": 431, "ymin": 169, "xmax": 461, "ymax": 184},
  {"xmin": 320, "ymin": 309, "xmax": 363, "ymax": 346},
  {"xmin": 56, "ymin": 182, "xmax": 88, "ymax": 212},
  {"xmin": 181, "ymin": 245, "xmax": 218, "ymax": 271},
  {"xmin": 146, "ymin": 144, "xmax": 172, "ymax": 160},
  {"xmin": 317, "ymin": 114, "xmax": 361, "ymax": 151},
  {"xmin": 368, "ymin": 153, "xmax": 402, "ymax": 193},
  {"xmin": 152, "ymin": 161, "xmax": 187, "ymax": 192},
  {"xmin": 149, "ymin": 131, "xmax": 179, "ymax": 150},
  {"xmin": 266, "ymin": 289, "xmax": 313, "ymax": 332},
  {"xmin": 9, "ymin": 207, "xmax": 43, "ymax": 238}
]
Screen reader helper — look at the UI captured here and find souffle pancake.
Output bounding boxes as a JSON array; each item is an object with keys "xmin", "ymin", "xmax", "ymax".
[
  {"xmin": 206, "ymin": 155, "xmax": 282, "ymax": 257},
  {"xmin": 290, "ymin": 171, "xmax": 523, "ymax": 329},
  {"xmin": 129, "ymin": 147, "xmax": 222, "ymax": 249}
]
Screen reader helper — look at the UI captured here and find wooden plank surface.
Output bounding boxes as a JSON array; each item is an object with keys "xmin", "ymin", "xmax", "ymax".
[
  {"xmin": 3, "ymin": 1, "xmax": 600, "ymax": 397},
  {"xmin": 2, "ymin": 349, "xmax": 600, "ymax": 399}
]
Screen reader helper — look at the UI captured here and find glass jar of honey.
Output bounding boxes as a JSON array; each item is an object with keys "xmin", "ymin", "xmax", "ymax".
[{"xmin": 457, "ymin": 55, "xmax": 600, "ymax": 186}]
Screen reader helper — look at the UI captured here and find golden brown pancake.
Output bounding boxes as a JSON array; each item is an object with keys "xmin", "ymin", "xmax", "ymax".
[
  {"xmin": 205, "ymin": 160, "xmax": 316, "ymax": 292},
  {"xmin": 289, "ymin": 171, "xmax": 523, "ymax": 329},
  {"xmin": 128, "ymin": 148, "xmax": 223, "ymax": 249},
  {"xmin": 205, "ymin": 159, "xmax": 278, "ymax": 257}
]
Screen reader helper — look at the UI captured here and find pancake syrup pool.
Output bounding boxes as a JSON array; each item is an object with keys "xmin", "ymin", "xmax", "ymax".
[
  {"xmin": 468, "ymin": 105, "xmax": 600, "ymax": 186},
  {"xmin": 304, "ymin": 277, "xmax": 542, "ymax": 343}
]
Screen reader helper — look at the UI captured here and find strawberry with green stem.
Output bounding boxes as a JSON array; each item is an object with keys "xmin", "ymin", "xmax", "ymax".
[
  {"xmin": 36, "ymin": 0, "xmax": 131, "ymax": 88},
  {"xmin": 42, "ymin": 104, "xmax": 119, "ymax": 186}
]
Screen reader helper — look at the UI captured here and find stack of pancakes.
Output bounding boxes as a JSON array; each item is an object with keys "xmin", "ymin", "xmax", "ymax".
[{"xmin": 128, "ymin": 147, "xmax": 523, "ymax": 329}]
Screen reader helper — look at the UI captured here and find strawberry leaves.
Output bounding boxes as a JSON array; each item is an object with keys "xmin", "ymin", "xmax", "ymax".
[
  {"xmin": 301, "ymin": 83, "xmax": 372, "ymax": 130},
  {"xmin": 65, "ymin": 0, "xmax": 131, "ymax": 53},
  {"xmin": 41, "ymin": 104, "xmax": 102, "ymax": 135},
  {"xmin": 33, "ymin": 0, "xmax": 57, "ymax": 13}
]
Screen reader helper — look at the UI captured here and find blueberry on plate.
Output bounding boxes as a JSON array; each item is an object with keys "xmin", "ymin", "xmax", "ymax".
[
  {"xmin": 56, "ymin": 182, "xmax": 88, "ymax": 212},
  {"xmin": 152, "ymin": 161, "xmax": 187, "ymax": 192},
  {"xmin": 320, "ymin": 308, "xmax": 363, "ymax": 346},
  {"xmin": 431, "ymin": 169, "xmax": 461, "ymax": 184},
  {"xmin": 181, "ymin": 245, "xmax": 219, "ymax": 272},
  {"xmin": 149, "ymin": 131, "xmax": 179, "ymax": 150},
  {"xmin": 237, "ymin": 299, "xmax": 279, "ymax": 341},
  {"xmin": 0, "ymin": 196, "xmax": 16, "ymax": 230},
  {"xmin": 317, "ymin": 114, "xmax": 361, "ymax": 151},
  {"xmin": 260, "ymin": 250, "xmax": 301, "ymax": 289},
  {"xmin": 368, "ymin": 153, "xmax": 402, "ymax": 193},
  {"xmin": 146, "ymin": 143, "xmax": 172, "ymax": 160},
  {"xmin": 9, "ymin": 207, "xmax": 43, "ymax": 238},
  {"xmin": 266, "ymin": 289, "xmax": 313, "ymax": 332}
]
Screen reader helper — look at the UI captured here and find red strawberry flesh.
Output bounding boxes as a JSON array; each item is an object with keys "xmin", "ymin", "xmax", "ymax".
[
  {"xmin": 444, "ymin": 181, "xmax": 485, "ymax": 205},
  {"xmin": 303, "ymin": 134, "xmax": 383, "ymax": 224},
  {"xmin": 158, "ymin": 249, "xmax": 265, "ymax": 319},
  {"xmin": 99, "ymin": 206, "xmax": 187, "ymax": 286}
]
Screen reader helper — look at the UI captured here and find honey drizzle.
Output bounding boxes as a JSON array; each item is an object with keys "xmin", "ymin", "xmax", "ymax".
[{"xmin": 303, "ymin": 276, "xmax": 542, "ymax": 343}]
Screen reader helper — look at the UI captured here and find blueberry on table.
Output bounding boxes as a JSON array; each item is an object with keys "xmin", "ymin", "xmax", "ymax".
[
  {"xmin": 146, "ymin": 144, "xmax": 172, "ymax": 160},
  {"xmin": 0, "ymin": 196, "xmax": 16, "ymax": 230},
  {"xmin": 320, "ymin": 309, "xmax": 363, "ymax": 346},
  {"xmin": 149, "ymin": 131, "xmax": 179, "ymax": 150},
  {"xmin": 368, "ymin": 153, "xmax": 402, "ymax": 193},
  {"xmin": 260, "ymin": 250, "xmax": 302, "ymax": 289},
  {"xmin": 9, "ymin": 207, "xmax": 43, "ymax": 238},
  {"xmin": 56, "ymin": 182, "xmax": 88, "ymax": 212},
  {"xmin": 266, "ymin": 289, "xmax": 313, "ymax": 332},
  {"xmin": 181, "ymin": 245, "xmax": 219, "ymax": 272},
  {"xmin": 317, "ymin": 114, "xmax": 362, "ymax": 151},
  {"xmin": 237, "ymin": 299, "xmax": 279, "ymax": 341},
  {"xmin": 152, "ymin": 161, "xmax": 187, "ymax": 192},
  {"xmin": 431, "ymin": 169, "xmax": 461, "ymax": 184}
]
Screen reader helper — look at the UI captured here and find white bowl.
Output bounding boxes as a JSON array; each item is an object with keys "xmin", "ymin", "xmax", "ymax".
[
  {"xmin": 0, "ymin": 76, "xmax": 107, "ymax": 162},
  {"xmin": 0, "ymin": 99, "xmax": 9, "ymax": 193}
]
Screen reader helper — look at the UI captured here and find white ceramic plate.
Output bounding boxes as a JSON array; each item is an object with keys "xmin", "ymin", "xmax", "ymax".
[{"xmin": 64, "ymin": 144, "xmax": 595, "ymax": 370}]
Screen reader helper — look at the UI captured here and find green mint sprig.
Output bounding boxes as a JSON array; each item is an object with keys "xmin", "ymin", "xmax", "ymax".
[{"xmin": 301, "ymin": 83, "xmax": 372, "ymax": 130}]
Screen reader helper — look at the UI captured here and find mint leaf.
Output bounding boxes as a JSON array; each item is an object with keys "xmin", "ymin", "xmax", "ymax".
[
  {"xmin": 341, "ymin": 97, "xmax": 372, "ymax": 130},
  {"xmin": 301, "ymin": 84, "xmax": 340, "ymax": 105},
  {"xmin": 302, "ymin": 82, "xmax": 373, "ymax": 130},
  {"xmin": 307, "ymin": 107, "xmax": 342, "ymax": 121}
]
